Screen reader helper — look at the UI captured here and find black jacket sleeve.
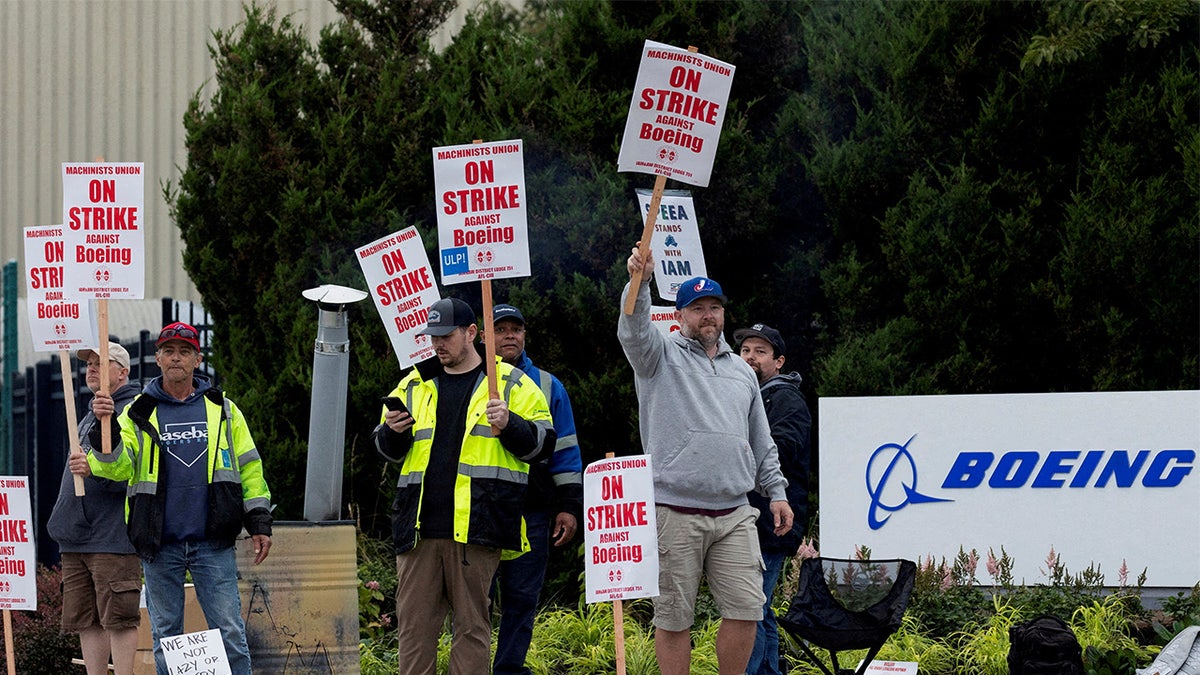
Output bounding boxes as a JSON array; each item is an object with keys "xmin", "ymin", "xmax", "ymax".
[{"xmin": 372, "ymin": 423, "xmax": 413, "ymax": 464}]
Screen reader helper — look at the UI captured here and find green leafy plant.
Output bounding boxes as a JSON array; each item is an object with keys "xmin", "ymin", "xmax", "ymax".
[{"xmin": 0, "ymin": 565, "xmax": 80, "ymax": 675}]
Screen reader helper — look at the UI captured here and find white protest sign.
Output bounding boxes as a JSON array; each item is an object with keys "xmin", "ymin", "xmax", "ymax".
[
  {"xmin": 161, "ymin": 628, "xmax": 231, "ymax": 675},
  {"xmin": 23, "ymin": 226, "xmax": 98, "ymax": 352},
  {"xmin": 0, "ymin": 477, "xmax": 37, "ymax": 611},
  {"xmin": 432, "ymin": 140, "xmax": 530, "ymax": 285},
  {"xmin": 616, "ymin": 41, "xmax": 735, "ymax": 187},
  {"xmin": 584, "ymin": 456, "xmax": 658, "ymax": 603},
  {"xmin": 858, "ymin": 660, "xmax": 919, "ymax": 674},
  {"xmin": 636, "ymin": 189, "xmax": 707, "ymax": 302},
  {"xmin": 61, "ymin": 162, "xmax": 146, "ymax": 299},
  {"xmin": 356, "ymin": 227, "xmax": 440, "ymax": 367},
  {"xmin": 650, "ymin": 305, "xmax": 680, "ymax": 337}
]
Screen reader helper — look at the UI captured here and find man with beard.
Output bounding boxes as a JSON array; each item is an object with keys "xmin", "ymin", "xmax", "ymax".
[
  {"xmin": 734, "ymin": 323, "xmax": 812, "ymax": 675},
  {"xmin": 618, "ymin": 248, "xmax": 793, "ymax": 675},
  {"xmin": 373, "ymin": 297, "xmax": 555, "ymax": 675}
]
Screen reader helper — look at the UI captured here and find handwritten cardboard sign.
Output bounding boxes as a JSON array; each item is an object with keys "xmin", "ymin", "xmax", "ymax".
[{"xmin": 160, "ymin": 628, "xmax": 231, "ymax": 675}]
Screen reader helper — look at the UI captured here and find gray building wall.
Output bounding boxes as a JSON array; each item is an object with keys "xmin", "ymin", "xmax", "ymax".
[{"xmin": 2, "ymin": 0, "xmax": 495, "ymax": 370}]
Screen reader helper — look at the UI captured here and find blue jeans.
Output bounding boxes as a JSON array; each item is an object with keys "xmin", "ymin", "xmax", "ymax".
[
  {"xmin": 142, "ymin": 540, "xmax": 251, "ymax": 675},
  {"xmin": 492, "ymin": 510, "xmax": 551, "ymax": 675},
  {"xmin": 746, "ymin": 550, "xmax": 787, "ymax": 675}
]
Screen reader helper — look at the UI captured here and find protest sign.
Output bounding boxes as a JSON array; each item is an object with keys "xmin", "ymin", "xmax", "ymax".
[
  {"xmin": 636, "ymin": 189, "xmax": 707, "ymax": 303},
  {"xmin": 356, "ymin": 226, "xmax": 440, "ymax": 367},
  {"xmin": 650, "ymin": 306, "xmax": 680, "ymax": 337},
  {"xmin": 432, "ymin": 140, "xmax": 530, "ymax": 285},
  {"xmin": 584, "ymin": 456, "xmax": 658, "ymax": 603},
  {"xmin": 23, "ymin": 226, "xmax": 97, "ymax": 352},
  {"xmin": 617, "ymin": 41, "xmax": 736, "ymax": 188},
  {"xmin": 858, "ymin": 660, "xmax": 919, "ymax": 674},
  {"xmin": 61, "ymin": 162, "xmax": 145, "ymax": 299},
  {"xmin": 0, "ymin": 478, "xmax": 37, "ymax": 611},
  {"xmin": 160, "ymin": 628, "xmax": 231, "ymax": 675}
]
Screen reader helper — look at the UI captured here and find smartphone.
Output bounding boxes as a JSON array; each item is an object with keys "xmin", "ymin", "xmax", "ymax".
[{"xmin": 381, "ymin": 396, "xmax": 408, "ymax": 414}]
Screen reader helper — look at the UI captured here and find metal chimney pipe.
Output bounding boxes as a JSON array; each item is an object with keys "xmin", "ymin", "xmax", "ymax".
[{"xmin": 301, "ymin": 284, "xmax": 367, "ymax": 522}]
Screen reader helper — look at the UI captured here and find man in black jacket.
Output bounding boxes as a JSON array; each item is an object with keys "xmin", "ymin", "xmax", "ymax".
[{"xmin": 735, "ymin": 323, "xmax": 813, "ymax": 675}]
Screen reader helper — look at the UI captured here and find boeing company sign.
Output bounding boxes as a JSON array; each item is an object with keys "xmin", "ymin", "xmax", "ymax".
[{"xmin": 824, "ymin": 391, "xmax": 1200, "ymax": 588}]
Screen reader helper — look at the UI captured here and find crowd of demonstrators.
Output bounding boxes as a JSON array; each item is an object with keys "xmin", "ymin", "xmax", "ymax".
[
  {"xmin": 490, "ymin": 303, "xmax": 584, "ymax": 675},
  {"xmin": 71, "ymin": 322, "xmax": 273, "ymax": 675},
  {"xmin": 735, "ymin": 323, "xmax": 813, "ymax": 675},
  {"xmin": 52, "ymin": 275, "xmax": 812, "ymax": 675},
  {"xmin": 618, "ymin": 246, "xmax": 794, "ymax": 675},
  {"xmin": 48, "ymin": 342, "xmax": 142, "ymax": 675},
  {"xmin": 372, "ymin": 298, "xmax": 556, "ymax": 675}
]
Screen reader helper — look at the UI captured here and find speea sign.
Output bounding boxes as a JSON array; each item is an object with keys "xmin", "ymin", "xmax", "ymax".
[{"xmin": 820, "ymin": 391, "xmax": 1199, "ymax": 587}]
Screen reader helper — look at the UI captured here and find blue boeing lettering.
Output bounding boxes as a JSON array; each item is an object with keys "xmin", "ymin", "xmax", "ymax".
[{"xmin": 941, "ymin": 449, "xmax": 1193, "ymax": 489}]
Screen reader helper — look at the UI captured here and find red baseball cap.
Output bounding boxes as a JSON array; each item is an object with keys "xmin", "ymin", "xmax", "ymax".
[{"xmin": 156, "ymin": 321, "xmax": 201, "ymax": 351}]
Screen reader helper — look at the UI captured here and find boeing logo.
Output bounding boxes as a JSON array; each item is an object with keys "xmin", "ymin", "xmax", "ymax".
[
  {"xmin": 865, "ymin": 435, "xmax": 1195, "ymax": 530},
  {"xmin": 865, "ymin": 435, "xmax": 951, "ymax": 530}
]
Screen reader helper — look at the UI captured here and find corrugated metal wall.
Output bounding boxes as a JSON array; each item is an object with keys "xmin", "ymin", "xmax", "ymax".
[{"xmin": 2, "ymin": 0, "xmax": 489, "ymax": 304}]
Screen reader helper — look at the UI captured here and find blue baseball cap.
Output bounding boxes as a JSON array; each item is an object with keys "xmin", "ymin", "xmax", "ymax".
[{"xmin": 674, "ymin": 277, "xmax": 727, "ymax": 310}]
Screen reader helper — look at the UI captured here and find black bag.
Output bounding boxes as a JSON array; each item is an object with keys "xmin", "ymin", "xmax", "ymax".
[{"xmin": 1008, "ymin": 614, "xmax": 1086, "ymax": 675}]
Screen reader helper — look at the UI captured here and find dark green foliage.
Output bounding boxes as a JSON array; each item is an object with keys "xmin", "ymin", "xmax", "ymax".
[
  {"xmin": 167, "ymin": 0, "xmax": 1197, "ymax": 590},
  {"xmin": 1083, "ymin": 645, "xmax": 1142, "ymax": 675},
  {"xmin": 0, "ymin": 565, "xmax": 79, "ymax": 674}
]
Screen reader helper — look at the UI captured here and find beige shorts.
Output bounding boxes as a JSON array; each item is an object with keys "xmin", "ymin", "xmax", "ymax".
[{"xmin": 653, "ymin": 504, "xmax": 765, "ymax": 632}]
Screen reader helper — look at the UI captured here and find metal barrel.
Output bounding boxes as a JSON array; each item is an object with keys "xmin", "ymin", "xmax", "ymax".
[{"xmin": 237, "ymin": 521, "xmax": 361, "ymax": 674}]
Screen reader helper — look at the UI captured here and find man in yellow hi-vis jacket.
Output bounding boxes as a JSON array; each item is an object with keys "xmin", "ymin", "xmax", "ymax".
[
  {"xmin": 372, "ymin": 297, "xmax": 555, "ymax": 675},
  {"xmin": 73, "ymin": 322, "xmax": 271, "ymax": 675}
]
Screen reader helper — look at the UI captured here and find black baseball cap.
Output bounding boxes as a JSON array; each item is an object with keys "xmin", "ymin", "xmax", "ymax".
[
  {"xmin": 492, "ymin": 304, "xmax": 525, "ymax": 325},
  {"xmin": 418, "ymin": 298, "xmax": 476, "ymax": 336},
  {"xmin": 733, "ymin": 323, "xmax": 786, "ymax": 357}
]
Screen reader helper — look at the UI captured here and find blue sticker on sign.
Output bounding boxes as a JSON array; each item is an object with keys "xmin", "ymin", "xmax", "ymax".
[{"xmin": 442, "ymin": 247, "xmax": 469, "ymax": 276}]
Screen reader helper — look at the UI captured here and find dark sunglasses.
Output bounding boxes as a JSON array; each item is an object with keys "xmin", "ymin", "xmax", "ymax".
[{"xmin": 159, "ymin": 326, "xmax": 198, "ymax": 340}]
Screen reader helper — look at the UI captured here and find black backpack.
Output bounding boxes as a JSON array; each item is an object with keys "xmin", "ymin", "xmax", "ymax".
[{"xmin": 1008, "ymin": 614, "xmax": 1086, "ymax": 675}]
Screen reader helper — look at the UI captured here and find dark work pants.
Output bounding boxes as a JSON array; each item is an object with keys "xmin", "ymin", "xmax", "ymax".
[{"xmin": 492, "ymin": 510, "xmax": 551, "ymax": 675}]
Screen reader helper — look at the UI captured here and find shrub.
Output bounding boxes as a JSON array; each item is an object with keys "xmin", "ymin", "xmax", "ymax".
[{"xmin": 0, "ymin": 565, "xmax": 79, "ymax": 675}]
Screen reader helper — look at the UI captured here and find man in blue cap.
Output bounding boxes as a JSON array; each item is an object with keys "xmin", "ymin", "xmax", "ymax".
[
  {"xmin": 618, "ymin": 248, "xmax": 793, "ymax": 675},
  {"xmin": 490, "ymin": 303, "xmax": 583, "ymax": 675}
]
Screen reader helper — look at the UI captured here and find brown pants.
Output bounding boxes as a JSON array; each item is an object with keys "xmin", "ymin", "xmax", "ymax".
[{"xmin": 394, "ymin": 539, "xmax": 501, "ymax": 675}]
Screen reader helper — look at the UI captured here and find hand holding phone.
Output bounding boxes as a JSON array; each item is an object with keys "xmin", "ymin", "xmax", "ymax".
[{"xmin": 381, "ymin": 396, "xmax": 408, "ymax": 414}]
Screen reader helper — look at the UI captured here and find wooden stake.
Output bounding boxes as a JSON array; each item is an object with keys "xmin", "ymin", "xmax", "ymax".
[
  {"xmin": 97, "ymin": 303, "xmax": 111, "ymax": 453},
  {"xmin": 605, "ymin": 451, "xmax": 628, "ymax": 674},
  {"xmin": 472, "ymin": 139, "xmax": 502, "ymax": 436},
  {"xmin": 3, "ymin": 609, "xmax": 14, "ymax": 675},
  {"xmin": 481, "ymin": 280, "xmax": 501, "ymax": 436},
  {"xmin": 59, "ymin": 352, "xmax": 86, "ymax": 496},
  {"xmin": 623, "ymin": 174, "xmax": 667, "ymax": 316}
]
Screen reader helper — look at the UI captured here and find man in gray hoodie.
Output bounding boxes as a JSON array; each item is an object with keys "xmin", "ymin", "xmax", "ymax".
[
  {"xmin": 618, "ymin": 247, "xmax": 793, "ymax": 675},
  {"xmin": 48, "ymin": 342, "xmax": 141, "ymax": 675}
]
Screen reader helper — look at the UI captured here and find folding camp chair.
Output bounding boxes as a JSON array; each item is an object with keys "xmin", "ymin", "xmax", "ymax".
[{"xmin": 778, "ymin": 556, "xmax": 917, "ymax": 675}]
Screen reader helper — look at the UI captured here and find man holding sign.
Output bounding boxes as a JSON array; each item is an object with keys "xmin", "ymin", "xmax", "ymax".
[
  {"xmin": 618, "ymin": 250, "xmax": 792, "ymax": 675},
  {"xmin": 73, "ymin": 322, "xmax": 273, "ymax": 675},
  {"xmin": 48, "ymin": 342, "xmax": 141, "ymax": 675},
  {"xmin": 372, "ymin": 297, "xmax": 555, "ymax": 675}
]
